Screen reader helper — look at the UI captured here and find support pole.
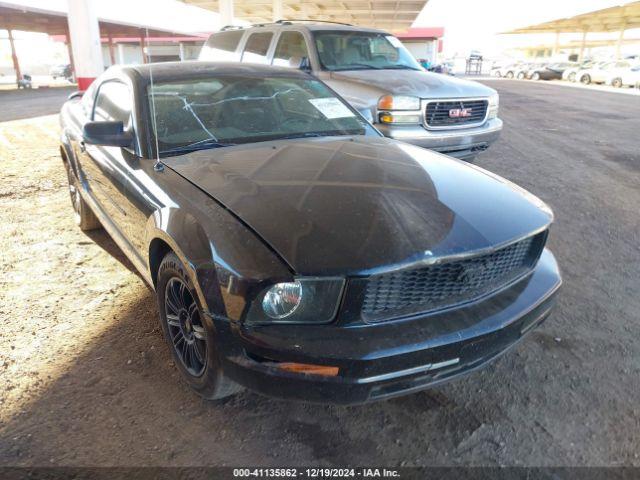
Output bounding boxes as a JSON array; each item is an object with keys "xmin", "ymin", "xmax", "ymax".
[
  {"xmin": 7, "ymin": 29, "xmax": 21, "ymax": 86},
  {"xmin": 578, "ymin": 31, "xmax": 587, "ymax": 61},
  {"xmin": 552, "ymin": 31, "xmax": 560, "ymax": 57},
  {"xmin": 65, "ymin": 30, "xmax": 76, "ymax": 81},
  {"xmin": 67, "ymin": 0, "xmax": 103, "ymax": 90},
  {"xmin": 273, "ymin": 0, "xmax": 283, "ymax": 22},
  {"xmin": 107, "ymin": 33, "xmax": 116, "ymax": 65},
  {"xmin": 219, "ymin": 0, "xmax": 234, "ymax": 26},
  {"xmin": 616, "ymin": 23, "xmax": 626, "ymax": 60},
  {"xmin": 139, "ymin": 33, "xmax": 148, "ymax": 64}
]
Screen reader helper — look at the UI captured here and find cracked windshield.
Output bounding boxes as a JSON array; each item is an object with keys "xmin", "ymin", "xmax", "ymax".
[{"xmin": 148, "ymin": 76, "xmax": 376, "ymax": 156}]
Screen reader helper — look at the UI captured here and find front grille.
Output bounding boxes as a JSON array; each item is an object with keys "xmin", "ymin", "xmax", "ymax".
[
  {"xmin": 425, "ymin": 99, "xmax": 488, "ymax": 128},
  {"xmin": 362, "ymin": 233, "xmax": 546, "ymax": 322}
]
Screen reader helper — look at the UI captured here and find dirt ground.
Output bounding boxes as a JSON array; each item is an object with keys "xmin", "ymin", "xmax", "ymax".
[{"xmin": 0, "ymin": 81, "xmax": 639, "ymax": 467}]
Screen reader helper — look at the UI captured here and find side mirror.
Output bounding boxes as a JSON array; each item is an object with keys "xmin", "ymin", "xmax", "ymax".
[
  {"xmin": 83, "ymin": 121, "xmax": 133, "ymax": 148},
  {"xmin": 289, "ymin": 56, "xmax": 312, "ymax": 72},
  {"xmin": 68, "ymin": 91, "xmax": 83, "ymax": 101}
]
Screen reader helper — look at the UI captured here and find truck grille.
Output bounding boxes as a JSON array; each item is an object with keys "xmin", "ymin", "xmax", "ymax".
[
  {"xmin": 361, "ymin": 232, "xmax": 546, "ymax": 322},
  {"xmin": 425, "ymin": 99, "xmax": 488, "ymax": 128}
]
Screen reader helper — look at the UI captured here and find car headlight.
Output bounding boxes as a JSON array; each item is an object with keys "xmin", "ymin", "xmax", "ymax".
[
  {"xmin": 487, "ymin": 93, "xmax": 499, "ymax": 119},
  {"xmin": 246, "ymin": 278, "xmax": 345, "ymax": 325},
  {"xmin": 377, "ymin": 95, "xmax": 421, "ymax": 111}
]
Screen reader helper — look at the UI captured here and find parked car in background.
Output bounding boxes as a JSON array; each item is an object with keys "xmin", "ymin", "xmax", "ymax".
[
  {"xmin": 529, "ymin": 62, "xmax": 575, "ymax": 81},
  {"xmin": 59, "ymin": 61, "xmax": 561, "ymax": 404},
  {"xmin": 517, "ymin": 63, "xmax": 544, "ymax": 80},
  {"xmin": 427, "ymin": 62, "xmax": 453, "ymax": 75},
  {"xmin": 50, "ymin": 64, "xmax": 73, "ymax": 80},
  {"xmin": 199, "ymin": 22, "xmax": 502, "ymax": 160},
  {"xmin": 499, "ymin": 63, "xmax": 524, "ymax": 78},
  {"xmin": 608, "ymin": 65, "xmax": 640, "ymax": 88},
  {"xmin": 578, "ymin": 60, "xmax": 632, "ymax": 85},
  {"xmin": 562, "ymin": 61, "xmax": 593, "ymax": 82}
]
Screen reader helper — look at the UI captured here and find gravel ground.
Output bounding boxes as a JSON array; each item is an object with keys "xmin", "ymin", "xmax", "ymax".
[{"xmin": 0, "ymin": 80, "xmax": 638, "ymax": 467}]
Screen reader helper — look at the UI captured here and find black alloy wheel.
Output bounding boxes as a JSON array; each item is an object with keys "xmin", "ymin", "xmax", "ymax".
[
  {"xmin": 164, "ymin": 277, "xmax": 207, "ymax": 377},
  {"xmin": 156, "ymin": 252, "xmax": 242, "ymax": 399}
]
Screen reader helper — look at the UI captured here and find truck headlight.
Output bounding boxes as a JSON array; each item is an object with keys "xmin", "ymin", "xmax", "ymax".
[
  {"xmin": 378, "ymin": 95, "xmax": 421, "ymax": 111},
  {"xmin": 246, "ymin": 278, "xmax": 345, "ymax": 325},
  {"xmin": 377, "ymin": 95, "xmax": 422, "ymax": 124},
  {"xmin": 488, "ymin": 93, "xmax": 499, "ymax": 119}
]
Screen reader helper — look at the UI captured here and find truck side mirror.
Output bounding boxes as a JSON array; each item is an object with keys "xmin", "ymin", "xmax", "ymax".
[{"xmin": 289, "ymin": 56, "xmax": 312, "ymax": 72}]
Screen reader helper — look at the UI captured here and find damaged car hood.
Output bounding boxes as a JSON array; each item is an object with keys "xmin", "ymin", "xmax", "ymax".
[{"xmin": 164, "ymin": 136, "xmax": 552, "ymax": 276}]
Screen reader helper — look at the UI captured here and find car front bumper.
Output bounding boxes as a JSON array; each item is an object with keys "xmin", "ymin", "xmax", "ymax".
[
  {"xmin": 375, "ymin": 118, "xmax": 503, "ymax": 159},
  {"xmin": 213, "ymin": 249, "xmax": 561, "ymax": 405}
]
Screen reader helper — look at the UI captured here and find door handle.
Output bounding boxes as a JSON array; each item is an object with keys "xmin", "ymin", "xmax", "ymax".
[{"xmin": 79, "ymin": 141, "xmax": 86, "ymax": 153}]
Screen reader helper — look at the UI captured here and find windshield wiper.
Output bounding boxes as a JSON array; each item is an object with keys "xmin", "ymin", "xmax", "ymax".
[
  {"xmin": 382, "ymin": 65, "xmax": 422, "ymax": 71},
  {"xmin": 278, "ymin": 131, "xmax": 360, "ymax": 141},
  {"xmin": 160, "ymin": 139, "xmax": 235, "ymax": 156},
  {"xmin": 333, "ymin": 63, "xmax": 382, "ymax": 71}
]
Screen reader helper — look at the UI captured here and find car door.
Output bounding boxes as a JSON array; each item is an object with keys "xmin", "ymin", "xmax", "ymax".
[{"xmin": 80, "ymin": 80, "xmax": 137, "ymax": 242}]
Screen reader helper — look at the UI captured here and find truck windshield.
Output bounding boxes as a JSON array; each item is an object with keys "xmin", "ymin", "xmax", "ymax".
[
  {"xmin": 314, "ymin": 31, "xmax": 422, "ymax": 72},
  {"xmin": 147, "ymin": 75, "xmax": 377, "ymax": 156}
]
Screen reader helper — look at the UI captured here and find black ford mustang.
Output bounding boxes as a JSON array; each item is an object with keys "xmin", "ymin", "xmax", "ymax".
[{"xmin": 59, "ymin": 62, "xmax": 561, "ymax": 404}]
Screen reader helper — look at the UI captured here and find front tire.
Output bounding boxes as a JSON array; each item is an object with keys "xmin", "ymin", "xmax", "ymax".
[
  {"xmin": 156, "ymin": 252, "xmax": 241, "ymax": 400},
  {"xmin": 64, "ymin": 162, "xmax": 101, "ymax": 231},
  {"xmin": 532, "ymin": 72, "xmax": 540, "ymax": 81},
  {"xmin": 505, "ymin": 71, "xmax": 514, "ymax": 79},
  {"xmin": 611, "ymin": 78, "xmax": 623, "ymax": 88},
  {"xmin": 581, "ymin": 74, "xmax": 591, "ymax": 85},
  {"xmin": 517, "ymin": 72, "xmax": 525, "ymax": 80}
]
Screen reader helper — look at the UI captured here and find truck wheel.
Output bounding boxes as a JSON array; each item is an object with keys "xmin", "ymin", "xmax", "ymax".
[
  {"xmin": 156, "ymin": 252, "xmax": 242, "ymax": 400},
  {"xmin": 65, "ymin": 162, "xmax": 101, "ymax": 231}
]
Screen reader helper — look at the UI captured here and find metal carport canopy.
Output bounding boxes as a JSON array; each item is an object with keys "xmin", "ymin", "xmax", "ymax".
[
  {"xmin": 503, "ymin": 1, "xmax": 640, "ymax": 34},
  {"xmin": 0, "ymin": 1, "xmax": 191, "ymax": 36},
  {"xmin": 180, "ymin": 0, "xmax": 430, "ymax": 31}
]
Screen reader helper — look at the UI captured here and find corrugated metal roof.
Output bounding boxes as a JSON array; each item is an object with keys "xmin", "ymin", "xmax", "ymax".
[
  {"xmin": 181, "ymin": 0, "xmax": 429, "ymax": 31},
  {"xmin": 504, "ymin": 1, "xmax": 640, "ymax": 34}
]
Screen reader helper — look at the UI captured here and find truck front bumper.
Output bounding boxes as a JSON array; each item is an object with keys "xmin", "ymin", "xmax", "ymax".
[{"xmin": 376, "ymin": 118, "xmax": 503, "ymax": 159}]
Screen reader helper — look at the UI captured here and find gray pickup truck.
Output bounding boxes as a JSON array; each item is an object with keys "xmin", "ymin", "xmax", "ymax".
[{"xmin": 199, "ymin": 21, "xmax": 502, "ymax": 160}]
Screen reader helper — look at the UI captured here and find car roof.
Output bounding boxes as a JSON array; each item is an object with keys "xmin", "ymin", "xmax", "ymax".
[{"xmin": 112, "ymin": 61, "xmax": 311, "ymax": 85}]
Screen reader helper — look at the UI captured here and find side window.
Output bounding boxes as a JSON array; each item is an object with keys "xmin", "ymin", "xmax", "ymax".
[
  {"xmin": 93, "ymin": 81, "xmax": 132, "ymax": 128},
  {"xmin": 200, "ymin": 30, "xmax": 243, "ymax": 61},
  {"xmin": 242, "ymin": 32, "xmax": 273, "ymax": 64},
  {"xmin": 272, "ymin": 31, "xmax": 310, "ymax": 67}
]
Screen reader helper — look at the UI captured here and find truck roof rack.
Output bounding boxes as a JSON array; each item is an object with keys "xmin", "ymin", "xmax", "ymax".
[
  {"xmin": 275, "ymin": 19, "xmax": 354, "ymax": 27},
  {"xmin": 220, "ymin": 19, "xmax": 355, "ymax": 31}
]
